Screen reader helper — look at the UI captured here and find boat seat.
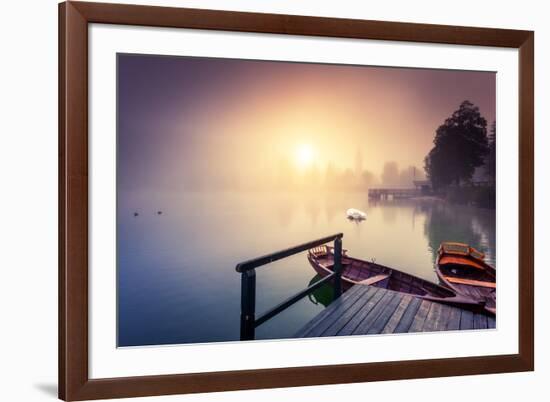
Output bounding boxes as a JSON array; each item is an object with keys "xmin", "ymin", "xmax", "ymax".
[
  {"xmin": 310, "ymin": 251, "xmax": 327, "ymax": 258},
  {"xmin": 444, "ymin": 276, "xmax": 496, "ymax": 288},
  {"xmin": 358, "ymin": 273, "xmax": 391, "ymax": 286}
]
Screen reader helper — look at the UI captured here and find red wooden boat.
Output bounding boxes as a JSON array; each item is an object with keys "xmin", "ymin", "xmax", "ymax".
[
  {"xmin": 436, "ymin": 242, "xmax": 496, "ymax": 315},
  {"xmin": 308, "ymin": 245, "xmax": 482, "ymax": 309}
]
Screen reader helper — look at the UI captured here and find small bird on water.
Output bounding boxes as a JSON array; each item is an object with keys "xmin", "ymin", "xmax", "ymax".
[
  {"xmin": 157, "ymin": 211, "xmax": 162, "ymax": 215},
  {"xmin": 133, "ymin": 212, "xmax": 139, "ymax": 217}
]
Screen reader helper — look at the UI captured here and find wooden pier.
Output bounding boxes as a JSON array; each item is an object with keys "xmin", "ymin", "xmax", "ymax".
[
  {"xmin": 236, "ymin": 233, "xmax": 494, "ymax": 341},
  {"xmin": 295, "ymin": 284, "xmax": 495, "ymax": 338},
  {"xmin": 368, "ymin": 188, "xmax": 422, "ymax": 200}
]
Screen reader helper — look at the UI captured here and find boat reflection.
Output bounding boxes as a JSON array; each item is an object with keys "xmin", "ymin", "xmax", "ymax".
[{"xmin": 306, "ymin": 274, "xmax": 336, "ymax": 308}]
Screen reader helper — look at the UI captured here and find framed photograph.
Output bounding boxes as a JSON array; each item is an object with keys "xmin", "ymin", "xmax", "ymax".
[{"xmin": 59, "ymin": 1, "xmax": 534, "ymax": 400}]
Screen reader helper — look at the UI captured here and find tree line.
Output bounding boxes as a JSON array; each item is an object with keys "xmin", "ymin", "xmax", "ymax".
[{"xmin": 424, "ymin": 100, "xmax": 496, "ymax": 189}]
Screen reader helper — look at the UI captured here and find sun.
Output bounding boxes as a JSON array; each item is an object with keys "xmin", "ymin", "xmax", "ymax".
[{"xmin": 295, "ymin": 144, "xmax": 314, "ymax": 168}]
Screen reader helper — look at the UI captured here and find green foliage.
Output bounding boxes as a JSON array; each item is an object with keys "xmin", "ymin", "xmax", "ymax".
[{"xmin": 424, "ymin": 101, "xmax": 490, "ymax": 189}]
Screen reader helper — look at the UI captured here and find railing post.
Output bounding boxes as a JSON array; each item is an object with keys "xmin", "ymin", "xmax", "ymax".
[
  {"xmin": 333, "ymin": 237, "xmax": 342, "ymax": 300},
  {"xmin": 240, "ymin": 269, "xmax": 256, "ymax": 341}
]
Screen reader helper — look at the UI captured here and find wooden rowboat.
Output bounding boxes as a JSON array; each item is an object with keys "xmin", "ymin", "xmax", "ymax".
[
  {"xmin": 436, "ymin": 242, "xmax": 496, "ymax": 315},
  {"xmin": 308, "ymin": 245, "xmax": 482, "ymax": 310}
]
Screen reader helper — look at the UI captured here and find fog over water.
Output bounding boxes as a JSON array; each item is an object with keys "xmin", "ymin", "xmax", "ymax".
[
  {"xmin": 117, "ymin": 54, "xmax": 496, "ymax": 346},
  {"xmin": 118, "ymin": 192, "xmax": 495, "ymax": 346}
]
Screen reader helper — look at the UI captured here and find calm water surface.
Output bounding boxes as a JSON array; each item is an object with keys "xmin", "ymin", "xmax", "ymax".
[{"xmin": 118, "ymin": 192, "xmax": 495, "ymax": 346}]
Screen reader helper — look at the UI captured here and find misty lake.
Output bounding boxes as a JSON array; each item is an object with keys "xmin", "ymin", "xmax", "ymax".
[{"xmin": 117, "ymin": 192, "xmax": 496, "ymax": 347}]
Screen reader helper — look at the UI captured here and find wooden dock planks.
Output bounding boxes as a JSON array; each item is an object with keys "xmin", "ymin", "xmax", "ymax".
[
  {"xmin": 381, "ymin": 294, "xmax": 413, "ymax": 334},
  {"xmin": 295, "ymin": 284, "xmax": 495, "ymax": 338}
]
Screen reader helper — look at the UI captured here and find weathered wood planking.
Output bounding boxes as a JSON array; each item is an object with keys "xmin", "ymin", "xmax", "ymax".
[
  {"xmin": 322, "ymin": 287, "xmax": 381, "ymax": 337},
  {"xmin": 295, "ymin": 285, "xmax": 495, "ymax": 338},
  {"xmin": 381, "ymin": 294, "xmax": 413, "ymax": 334},
  {"xmin": 336, "ymin": 288, "xmax": 385, "ymax": 336},
  {"xmin": 294, "ymin": 284, "xmax": 364, "ymax": 338},
  {"xmin": 445, "ymin": 306, "xmax": 462, "ymax": 330}
]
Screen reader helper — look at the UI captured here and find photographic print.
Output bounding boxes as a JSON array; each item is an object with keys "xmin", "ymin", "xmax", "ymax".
[{"xmin": 117, "ymin": 54, "xmax": 496, "ymax": 347}]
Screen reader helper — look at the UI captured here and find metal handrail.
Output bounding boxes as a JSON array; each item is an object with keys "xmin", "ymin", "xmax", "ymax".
[
  {"xmin": 254, "ymin": 272, "xmax": 336, "ymax": 327},
  {"xmin": 236, "ymin": 233, "xmax": 344, "ymax": 340},
  {"xmin": 236, "ymin": 233, "xmax": 343, "ymax": 272}
]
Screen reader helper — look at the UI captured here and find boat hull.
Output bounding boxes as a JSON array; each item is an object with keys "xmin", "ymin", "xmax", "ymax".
[
  {"xmin": 307, "ymin": 246, "xmax": 483, "ymax": 311},
  {"xmin": 435, "ymin": 243, "xmax": 496, "ymax": 315}
]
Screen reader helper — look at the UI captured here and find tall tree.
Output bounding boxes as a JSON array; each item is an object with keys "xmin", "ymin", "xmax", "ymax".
[
  {"xmin": 484, "ymin": 120, "xmax": 496, "ymax": 180},
  {"xmin": 424, "ymin": 101, "xmax": 489, "ymax": 189}
]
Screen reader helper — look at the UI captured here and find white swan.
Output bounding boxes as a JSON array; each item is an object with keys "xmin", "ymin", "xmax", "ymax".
[{"xmin": 346, "ymin": 208, "xmax": 367, "ymax": 220}]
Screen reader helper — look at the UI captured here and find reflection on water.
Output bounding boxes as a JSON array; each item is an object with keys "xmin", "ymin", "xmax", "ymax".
[
  {"xmin": 307, "ymin": 275, "xmax": 334, "ymax": 308},
  {"xmin": 422, "ymin": 201, "xmax": 496, "ymax": 266},
  {"xmin": 117, "ymin": 192, "xmax": 495, "ymax": 346}
]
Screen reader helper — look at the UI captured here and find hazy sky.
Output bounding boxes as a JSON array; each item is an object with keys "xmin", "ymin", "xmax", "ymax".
[{"xmin": 118, "ymin": 53, "xmax": 495, "ymax": 193}]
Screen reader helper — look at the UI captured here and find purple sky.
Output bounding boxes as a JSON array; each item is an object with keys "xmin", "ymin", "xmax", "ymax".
[{"xmin": 117, "ymin": 53, "xmax": 495, "ymax": 194}]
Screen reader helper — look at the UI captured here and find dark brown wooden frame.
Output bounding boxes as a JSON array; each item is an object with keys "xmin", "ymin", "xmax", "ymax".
[{"xmin": 59, "ymin": 1, "xmax": 534, "ymax": 400}]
